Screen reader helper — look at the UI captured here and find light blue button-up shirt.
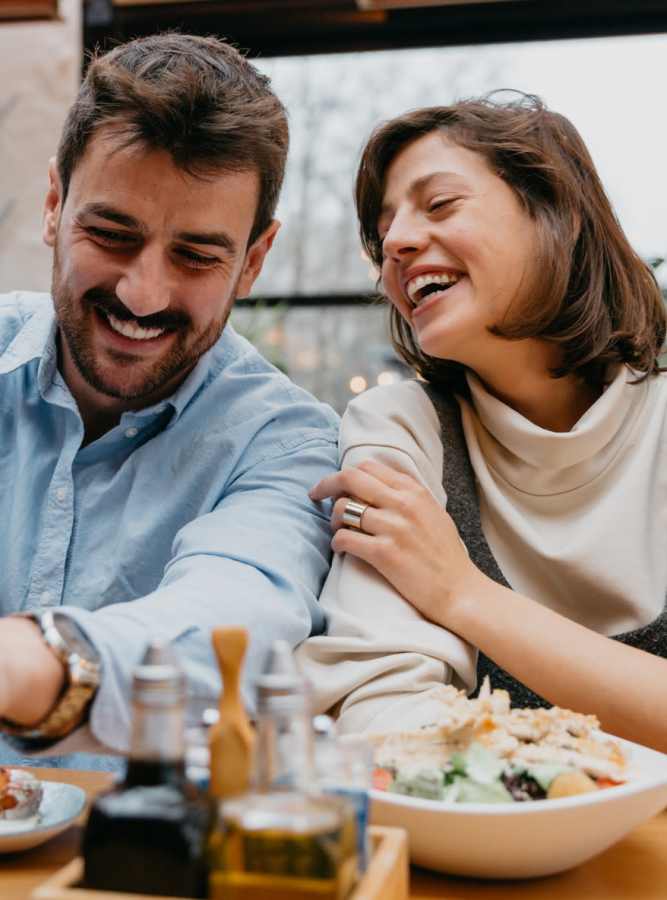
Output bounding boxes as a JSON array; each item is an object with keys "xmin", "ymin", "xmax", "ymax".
[{"xmin": 0, "ymin": 291, "xmax": 338, "ymax": 758}]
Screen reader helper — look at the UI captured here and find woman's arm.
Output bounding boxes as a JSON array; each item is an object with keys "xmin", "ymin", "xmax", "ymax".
[
  {"xmin": 310, "ymin": 458, "xmax": 667, "ymax": 752},
  {"xmin": 455, "ymin": 578, "xmax": 667, "ymax": 752},
  {"xmin": 296, "ymin": 382, "xmax": 477, "ymax": 734}
]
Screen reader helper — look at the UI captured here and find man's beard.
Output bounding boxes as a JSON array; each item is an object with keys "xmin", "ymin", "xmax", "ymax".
[{"xmin": 51, "ymin": 246, "xmax": 233, "ymax": 403}]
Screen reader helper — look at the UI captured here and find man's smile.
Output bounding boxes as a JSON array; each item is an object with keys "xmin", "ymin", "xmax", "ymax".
[
  {"xmin": 93, "ymin": 306, "xmax": 177, "ymax": 352},
  {"xmin": 104, "ymin": 310, "xmax": 167, "ymax": 341}
]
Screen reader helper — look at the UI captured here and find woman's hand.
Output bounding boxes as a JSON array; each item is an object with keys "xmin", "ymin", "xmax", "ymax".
[{"xmin": 309, "ymin": 459, "xmax": 489, "ymax": 629}]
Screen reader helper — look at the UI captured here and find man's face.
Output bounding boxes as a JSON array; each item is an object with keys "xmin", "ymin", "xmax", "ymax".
[{"xmin": 43, "ymin": 129, "xmax": 277, "ymax": 409}]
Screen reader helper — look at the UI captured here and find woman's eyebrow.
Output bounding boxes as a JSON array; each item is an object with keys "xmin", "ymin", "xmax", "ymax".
[
  {"xmin": 409, "ymin": 171, "xmax": 468, "ymax": 195},
  {"xmin": 380, "ymin": 170, "xmax": 469, "ymax": 217}
]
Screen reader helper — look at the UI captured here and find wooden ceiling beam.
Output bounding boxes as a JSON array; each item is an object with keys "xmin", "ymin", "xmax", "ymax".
[
  {"xmin": 0, "ymin": 0, "xmax": 58, "ymax": 21},
  {"xmin": 84, "ymin": 0, "xmax": 667, "ymax": 60}
]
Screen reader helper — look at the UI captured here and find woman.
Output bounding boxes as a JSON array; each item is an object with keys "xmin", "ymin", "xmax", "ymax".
[{"xmin": 296, "ymin": 93, "xmax": 667, "ymax": 752}]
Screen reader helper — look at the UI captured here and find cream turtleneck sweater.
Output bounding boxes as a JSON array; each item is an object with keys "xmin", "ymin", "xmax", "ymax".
[{"xmin": 297, "ymin": 367, "xmax": 667, "ymax": 734}]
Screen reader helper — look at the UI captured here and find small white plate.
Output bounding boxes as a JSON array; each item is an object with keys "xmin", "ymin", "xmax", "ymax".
[
  {"xmin": 370, "ymin": 736, "xmax": 667, "ymax": 879},
  {"xmin": 0, "ymin": 781, "xmax": 86, "ymax": 854}
]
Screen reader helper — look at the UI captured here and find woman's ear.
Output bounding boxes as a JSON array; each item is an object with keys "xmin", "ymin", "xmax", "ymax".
[{"xmin": 42, "ymin": 158, "xmax": 63, "ymax": 248}]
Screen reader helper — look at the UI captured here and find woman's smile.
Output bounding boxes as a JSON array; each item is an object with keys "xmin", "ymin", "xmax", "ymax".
[{"xmin": 410, "ymin": 275, "xmax": 464, "ymax": 322}]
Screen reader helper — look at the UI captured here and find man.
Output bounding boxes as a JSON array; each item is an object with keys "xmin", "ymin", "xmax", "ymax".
[{"xmin": 0, "ymin": 33, "xmax": 338, "ymax": 760}]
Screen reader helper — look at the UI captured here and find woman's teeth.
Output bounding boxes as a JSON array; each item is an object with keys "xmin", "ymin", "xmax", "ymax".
[
  {"xmin": 407, "ymin": 272, "xmax": 459, "ymax": 305},
  {"xmin": 104, "ymin": 311, "xmax": 165, "ymax": 341}
]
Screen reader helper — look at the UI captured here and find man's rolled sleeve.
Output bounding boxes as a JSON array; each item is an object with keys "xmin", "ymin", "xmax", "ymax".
[{"xmin": 57, "ymin": 433, "xmax": 336, "ymax": 753}]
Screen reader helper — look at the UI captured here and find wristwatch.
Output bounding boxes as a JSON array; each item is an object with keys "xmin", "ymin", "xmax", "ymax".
[{"xmin": 0, "ymin": 610, "xmax": 102, "ymax": 740}]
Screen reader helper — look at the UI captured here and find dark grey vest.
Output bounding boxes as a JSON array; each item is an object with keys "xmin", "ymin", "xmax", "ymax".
[{"xmin": 421, "ymin": 383, "xmax": 667, "ymax": 708}]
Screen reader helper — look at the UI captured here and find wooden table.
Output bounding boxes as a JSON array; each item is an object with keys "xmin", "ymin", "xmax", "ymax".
[{"xmin": 3, "ymin": 768, "xmax": 667, "ymax": 899}]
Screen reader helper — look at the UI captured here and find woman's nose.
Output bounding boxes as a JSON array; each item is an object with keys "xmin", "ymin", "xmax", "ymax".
[
  {"xmin": 382, "ymin": 212, "xmax": 429, "ymax": 261},
  {"xmin": 115, "ymin": 247, "xmax": 172, "ymax": 317}
]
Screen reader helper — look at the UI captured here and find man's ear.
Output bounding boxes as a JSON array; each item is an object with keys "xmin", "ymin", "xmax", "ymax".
[
  {"xmin": 42, "ymin": 158, "xmax": 63, "ymax": 248},
  {"xmin": 237, "ymin": 220, "xmax": 281, "ymax": 299}
]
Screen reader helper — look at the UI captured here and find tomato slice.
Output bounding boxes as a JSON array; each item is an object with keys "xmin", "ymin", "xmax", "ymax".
[
  {"xmin": 372, "ymin": 767, "xmax": 394, "ymax": 791},
  {"xmin": 596, "ymin": 777, "xmax": 625, "ymax": 790}
]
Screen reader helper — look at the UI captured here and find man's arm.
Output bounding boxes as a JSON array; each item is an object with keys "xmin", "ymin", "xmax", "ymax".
[{"xmin": 0, "ymin": 434, "xmax": 336, "ymax": 752}]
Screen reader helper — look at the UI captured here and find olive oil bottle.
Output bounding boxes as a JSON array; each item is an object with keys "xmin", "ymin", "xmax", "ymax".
[
  {"xmin": 209, "ymin": 641, "xmax": 355, "ymax": 900},
  {"xmin": 82, "ymin": 642, "xmax": 209, "ymax": 898}
]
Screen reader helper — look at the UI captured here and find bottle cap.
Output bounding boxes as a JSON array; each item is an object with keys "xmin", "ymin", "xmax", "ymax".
[
  {"xmin": 312, "ymin": 714, "xmax": 336, "ymax": 737},
  {"xmin": 132, "ymin": 641, "xmax": 186, "ymax": 706},
  {"xmin": 256, "ymin": 640, "xmax": 311, "ymax": 715}
]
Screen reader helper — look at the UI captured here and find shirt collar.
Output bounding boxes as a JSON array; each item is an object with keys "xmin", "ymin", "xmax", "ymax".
[
  {"xmin": 0, "ymin": 301, "xmax": 57, "ymax": 383},
  {"xmin": 159, "ymin": 340, "xmax": 217, "ymax": 419},
  {"xmin": 129, "ymin": 325, "xmax": 239, "ymax": 422},
  {"xmin": 0, "ymin": 300, "xmax": 238, "ymax": 425}
]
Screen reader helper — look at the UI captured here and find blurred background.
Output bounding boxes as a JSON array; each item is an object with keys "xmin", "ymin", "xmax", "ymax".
[{"xmin": 2, "ymin": 0, "xmax": 666, "ymax": 412}]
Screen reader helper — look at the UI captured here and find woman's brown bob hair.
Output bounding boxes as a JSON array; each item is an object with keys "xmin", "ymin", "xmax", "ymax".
[{"xmin": 355, "ymin": 93, "xmax": 665, "ymax": 392}]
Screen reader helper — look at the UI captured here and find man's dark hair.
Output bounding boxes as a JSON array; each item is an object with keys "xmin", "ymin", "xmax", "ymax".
[
  {"xmin": 356, "ymin": 93, "xmax": 665, "ymax": 392},
  {"xmin": 57, "ymin": 32, "xmax": 289, "ymax": 244}
]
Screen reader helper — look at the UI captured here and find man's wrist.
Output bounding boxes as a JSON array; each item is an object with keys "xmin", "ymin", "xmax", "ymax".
[
  {"xmin": 0, "ymin": 611, "xmax": 101, "ymax": 740},
  {"xmin": 0, "ymin": 618, "xmax": 65, "ymax": 726}
]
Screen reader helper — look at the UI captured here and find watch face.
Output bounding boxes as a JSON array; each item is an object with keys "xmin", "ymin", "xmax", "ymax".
[{"xmin": 52, "ymin": 613, "xmax": 101, "ymax": 665}]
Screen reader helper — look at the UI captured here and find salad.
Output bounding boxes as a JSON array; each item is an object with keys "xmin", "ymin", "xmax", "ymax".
[{"xmin": 370, "ymin": 680, "xmax": 627, "ymax": 803}]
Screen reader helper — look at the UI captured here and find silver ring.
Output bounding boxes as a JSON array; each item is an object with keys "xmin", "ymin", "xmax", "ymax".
[{"xmin": 342, "ymin": 499, "xmax": 369, "ymax": 531}]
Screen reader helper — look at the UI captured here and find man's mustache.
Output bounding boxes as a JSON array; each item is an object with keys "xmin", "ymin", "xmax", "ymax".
[{"xmin": 83, "ymin": 290, "xmax": 190, "ymax": 331}]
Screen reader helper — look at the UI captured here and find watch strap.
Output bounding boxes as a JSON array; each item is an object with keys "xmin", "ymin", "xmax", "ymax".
[{"xmin": 0, "ymin": 611, "xmax": 100, "ymax": 740}]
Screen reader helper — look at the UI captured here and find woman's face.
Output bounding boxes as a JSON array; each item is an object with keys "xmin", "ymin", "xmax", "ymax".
[{"xmin": 379, "ymin": 131, "xmax": 539, "ymax": 371}]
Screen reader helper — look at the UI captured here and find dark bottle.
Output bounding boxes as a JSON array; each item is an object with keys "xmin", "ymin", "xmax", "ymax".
[{"xmin": 82, "ymin": 642, "xmax": 209, "ymax": 898}]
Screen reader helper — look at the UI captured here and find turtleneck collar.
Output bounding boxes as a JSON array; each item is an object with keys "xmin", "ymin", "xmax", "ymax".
[{"xmin": 464, "ymin": 365, "xmax": 648, "ymax": 495}]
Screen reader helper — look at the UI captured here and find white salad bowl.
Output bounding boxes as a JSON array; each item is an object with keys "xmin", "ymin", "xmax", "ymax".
[{"xmin": 370, "ymin": 736, "xmax": 667, "ymax": 879}]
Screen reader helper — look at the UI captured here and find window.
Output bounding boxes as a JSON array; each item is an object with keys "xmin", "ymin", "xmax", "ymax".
[{"xmin": 233, "ymin": 35, "xmax": 667, "ymax": 411}]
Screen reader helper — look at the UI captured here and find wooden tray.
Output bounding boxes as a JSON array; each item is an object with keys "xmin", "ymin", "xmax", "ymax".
[{"xmin": 31, "ymin": 825, "xmax": 408, "ymax": 900}]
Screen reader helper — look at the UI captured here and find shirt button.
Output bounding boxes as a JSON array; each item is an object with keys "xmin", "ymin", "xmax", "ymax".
[
  {"xmin": 125, "ymin": 427, "xmax": 139, "ymax": 438},
  {"xmin": 40, "ymin": 590, "xmax": 53, "ymax": 604},
  {"xmin": 55, "ymin": 486, "xmax": 67, "ymax": 502}
]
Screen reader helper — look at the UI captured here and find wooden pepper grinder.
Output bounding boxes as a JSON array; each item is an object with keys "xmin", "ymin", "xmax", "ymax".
[{"xmin": 209, "ymin": 627, "xmax": 255, "ymax": 800}]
